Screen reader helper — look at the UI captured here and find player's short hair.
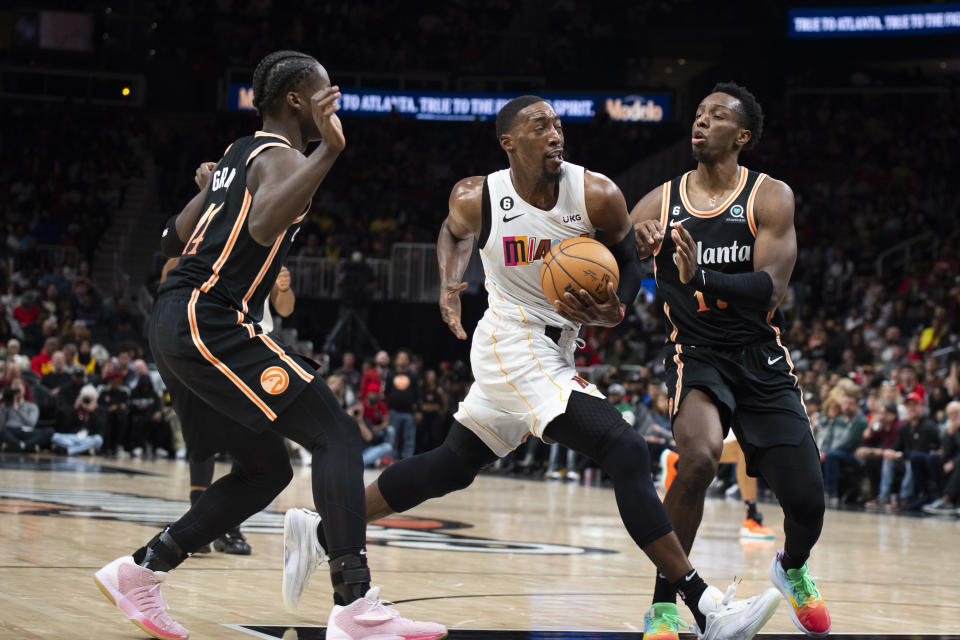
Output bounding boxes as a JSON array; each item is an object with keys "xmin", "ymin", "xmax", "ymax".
[
  {"xmin": 711, "ymin": 82, "xmax": 764, "ymax": 151},
  {"xmin": 496, "ymin": 95, "xmax": 547, "ymax": 139},
  {"xmin": 252, "ymin": 50, "xmax": 319, "ymax": 115}
]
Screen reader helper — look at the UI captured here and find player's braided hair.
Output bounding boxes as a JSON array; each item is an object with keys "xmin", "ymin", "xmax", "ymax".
[
  {"xmin": 252, "ymin": 50, "xmax": 319, "ymax": 115},
  {"xmin": 496, "ymin": 95, "xmax": 547, "ymax": 139},
  {"xmin": 711, "ymin": 82, "xmax": 764, "ymax": 151}
]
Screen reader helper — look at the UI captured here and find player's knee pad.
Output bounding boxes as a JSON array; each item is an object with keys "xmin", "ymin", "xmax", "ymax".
[
  {"xmin": 544, "ymin": 391, "xmax": 631, "ymax": 462},
  {"xmin": 598, "ymin": 427, "xmax": 653, "ymax": 480},
  {"xmin": 379, "ymin": 427, "xmax": 486, "ymax": 512}
]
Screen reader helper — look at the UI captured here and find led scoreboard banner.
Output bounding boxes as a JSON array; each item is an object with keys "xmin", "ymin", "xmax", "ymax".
[
  {"xmin": 788, "ymin": 3, "xmax": 960, "ymax": 38},
  {"xmin": 228, "ymin": 85, "xmax": 670, "ymax": 124}
]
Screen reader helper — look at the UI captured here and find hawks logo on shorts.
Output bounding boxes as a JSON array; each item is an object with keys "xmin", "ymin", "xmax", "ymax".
[{"xmin": 260, "ymin": 366, "xmax": 289, "ymax": 395}]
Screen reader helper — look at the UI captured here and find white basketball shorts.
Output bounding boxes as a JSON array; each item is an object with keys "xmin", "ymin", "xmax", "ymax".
[{"xmin": 453, "ymin": 315, "xmax": 604, "ymax": 458}]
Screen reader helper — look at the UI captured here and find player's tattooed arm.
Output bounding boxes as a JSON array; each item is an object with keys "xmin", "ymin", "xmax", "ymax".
[
  {"xmin": 438, "ymin": 177, "xmax": 484, "ymax": 340},
  {"xmin": 629, "ymin": 184, "xmax": 666, "ymax": 260}
]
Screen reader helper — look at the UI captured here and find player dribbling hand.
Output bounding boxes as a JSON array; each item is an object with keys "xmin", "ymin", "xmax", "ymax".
[{"xmin": 553, "ymin": 282, "xmax": 623, "ymax": 327}]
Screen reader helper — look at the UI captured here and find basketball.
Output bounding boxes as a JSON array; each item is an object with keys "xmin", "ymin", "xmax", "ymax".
[{"xmin": 539, "ymin": 237, "xmax": 620, "ymax": 305}]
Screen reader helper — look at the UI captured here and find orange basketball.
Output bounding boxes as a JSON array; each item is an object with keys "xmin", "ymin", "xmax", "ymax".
[{"xmin": 539, "ymin": 237, "xmax": 620, "ymax": 305}]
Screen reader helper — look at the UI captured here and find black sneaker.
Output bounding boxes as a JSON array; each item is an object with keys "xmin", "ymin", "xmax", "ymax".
[{"xmin": 214, "ymin": 528, "xmax": 252, "ymax": 555}]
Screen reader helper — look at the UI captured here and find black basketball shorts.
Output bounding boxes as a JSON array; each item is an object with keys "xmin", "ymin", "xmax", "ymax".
[
  {"xmin": 662, "ymin": 339, "xmax": 812, "ymax": 476},
  {"xmin": 149, "ymin": 288, "xmax": 316, "ymax": 461}
]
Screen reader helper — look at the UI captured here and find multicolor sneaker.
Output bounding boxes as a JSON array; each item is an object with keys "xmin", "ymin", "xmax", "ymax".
[
  {"xmin": 214, "ymin": 527, "xmax": 251, "ymax": 555},
  {"xmin": 93, "ymin": 555, "xmax": 189, "ymax": 640},
  {"xmin": 739, "ymin": 518, "xmax": 776, "ymax": 540},
  {"xmin": 326, "ymin": 586, "xmax": 446, "ymax": 639},
  {"xmin": 692, "ymin": 582, "xmax": 780, "ymax": 640},
  {"xmin": 658, "ymin": 449, "xmax": 679, "ymax": 494},
  {"xmin": 283, "ymin": 507, "xmax": 326, "ymax": 611},
  {"xmin": 768, "ymin": 551, "xmax": 831, "ymax": 637},
  {"xmin": 643, "ymin": 602, "xmax": 685, "ymax": 640}
]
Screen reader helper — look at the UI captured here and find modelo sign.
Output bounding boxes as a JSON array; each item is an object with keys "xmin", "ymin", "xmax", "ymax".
[{"xmin": 227, "ymin": 85, "xmax": 670, "ymax": 123}]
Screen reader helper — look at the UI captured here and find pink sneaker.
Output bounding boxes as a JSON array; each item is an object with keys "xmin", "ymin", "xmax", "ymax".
[
  {"xmin": 94, "ymin": 555, "xmax": 189, "ymax": 640},
  {"xmin": 326, "ymin": 586, "xmax": 446, "ymax": 639}
]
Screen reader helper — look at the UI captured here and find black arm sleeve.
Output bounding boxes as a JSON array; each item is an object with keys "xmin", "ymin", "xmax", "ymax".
[
  {"xmin": 694, "ymin": 266, "xmax": 774, "ymax": 310},
  {"xmin": 159, "ymin": 215, "xmax": 186, "ymax": 258},
  {"xmin": 608, "ymin": 227, "xmax": 644, "ymax": 305}
]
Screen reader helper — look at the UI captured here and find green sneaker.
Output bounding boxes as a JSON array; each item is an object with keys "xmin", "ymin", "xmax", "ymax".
[
  {"xmin": 643, "ymin": 602, "xmax": 685, "ymax": 640},
  {"xmin": 769, "ymin": 551, "xmax": 831, "ymax": 637}
]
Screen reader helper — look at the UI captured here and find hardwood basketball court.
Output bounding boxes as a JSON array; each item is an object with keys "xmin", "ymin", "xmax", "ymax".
[{"xmin": 1, "ymin": 453, "xmax": 956, "ymax": 638}]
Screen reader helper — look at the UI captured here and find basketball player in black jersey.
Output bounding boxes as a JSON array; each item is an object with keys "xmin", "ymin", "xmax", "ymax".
[
  {"xmin": 632, "ymin": 83, "xmax": 830, "ymax": 638},
  {"xmin": 283, "ymin": 95, "xmax": 782, "ymax": 640},
  {"xmin": 93, "ymin": 51, "xmax": 445, "ymax": 640}
]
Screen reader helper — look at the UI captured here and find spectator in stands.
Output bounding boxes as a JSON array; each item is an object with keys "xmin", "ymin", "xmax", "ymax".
[
  {"xmin": 858, "ymin": 402, "xmax": 901, "ymax": 503},
  {"xmin": 359, "ymin": 355, "xmax": 384, "ymax": 401},
  {"xmin": 923, "ymin": 401, "xmax": 960, "ymax": 516},
  {"xmin": 50, "ymin": 383, "xmax": 104, "ymax": 455},
  {"xmin": 30, "ymin": 336, "xmax": 59, "ymax": 376},
  {"xmin": 902, "ymin": 393, "xmax": 943, "ymax": 509},
  {"xmin": 128, "ymin": 374, "xmax": 167, "ymax": 458},
  {"xmin": 417, "ymin": 369, "xmax": 448, "ymax": 453},
  {"xmin": 820, "ymin": 391, "xmax": 868, "ymax": 507},
  {"xmin": 6, "ymin": 339, "xmax": 30, "ymax": 372},
  {"xmin": 53, "ymin": 366, "xmax": 88, "ymax": 430},
  {"xmin": 1, "ymin": 360, "xmax": 33, "ymax": 402},
  {"xmin": 386, "ymin": 349, "xmax": 418, "ymax": 459},
  {"xmin": 333, "ymin": 351, "xmax": 362, "ymax": 394},
  {"xmin": 40, "ymin": 351, "xmax": 71, "ymax": 390},
  {"xmin": 98, "ymin": 370, "xmax": 130, "ymax": 455},
  {"xmin": 13, "ymin": 292, "xmax": 40, "ymax": 328},
  {"xmin": 0, "ymin": 381, "xmax": 52, "ymax": 451},
  {"xmin": 359, "ymin": 381, "xmax": 396, "ymax": 466},
  {"xmin": 75, "ymin": 337, "xmax": 98, "ymax": 376}
]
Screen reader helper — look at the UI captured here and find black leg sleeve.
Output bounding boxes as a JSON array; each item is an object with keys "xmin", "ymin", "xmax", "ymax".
[
  {"xmin": 754, "ymin": 432, "xmax": 825, "ymax": 568},
  {"xmin": 378, "ymin": 421, "xmax": 498, "ymax": 513},
  {"xmin": 545, "ymin": 392, "xmax": 673, "ymax": 548}
]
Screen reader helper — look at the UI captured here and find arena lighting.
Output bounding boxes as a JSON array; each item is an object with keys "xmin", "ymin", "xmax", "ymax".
[
  {"xmin": 789, "ymin": 3, "xmax": 960, "ymax": 38},
  {"xmin": 121, "ymin": 86, "xmax": 130, "ymax": 96},
  {"xmin": 227, "ymin": 85, "xmax": 671, "ymax": 123}
]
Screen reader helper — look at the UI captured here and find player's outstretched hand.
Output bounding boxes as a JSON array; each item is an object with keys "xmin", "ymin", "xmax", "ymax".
[
  {"xmin": 671, "ymin": 220, "xmax": 698, "ymax": 284},
  {"xmin": 440, "ymin": 282, "xmax": 469, "ymax": 340},
  {"xmin": 554, "ymin": 282, "xmax": 623, "ymax": 327},
  {"xmin": 311, "ymin": 86, "xmax": 345, "ymax": 152},
  {"xmin": 194, "ymin": 162, "xmax": 216, "ymax": 190},
  {"xmin": 634, "ymin": 220, "xmax": 664, "ymax": 259}
]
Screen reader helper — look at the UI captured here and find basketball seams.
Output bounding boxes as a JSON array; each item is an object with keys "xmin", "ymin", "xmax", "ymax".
[{"xmin": 556, "ymin": 242, "xmax": 620, "ymax": 290}]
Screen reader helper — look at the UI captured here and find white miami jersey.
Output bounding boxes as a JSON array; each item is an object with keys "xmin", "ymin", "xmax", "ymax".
[{"xmin": 479, "ymin": 162, "xmax": 594, "ymax": 329}]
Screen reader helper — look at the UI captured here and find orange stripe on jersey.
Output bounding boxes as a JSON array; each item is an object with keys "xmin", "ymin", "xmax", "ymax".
[
  {"xmin": 672, "ymin": 344, "xmax": 684, "ymax": 415},
  {"xmin": 254, "ymin": 131, "xmax": 292, "ymax": 145},
  {"xmin": 241, "ymin": 233, "xmax": 284, "ymax": 315},
  {"xmin": 187, "ymin": 289, "xmax": 277, "ymax": 421},
  {"xmin": 766, "ymin": 310, "xmax": 798, "ymax": 386},
  {"xmin": 679, "ymin": 166, "xmax": 748, "ymax": 217},
  {"xmin": 257, "ymin": 333, "xmax": 314, "ymax": 383},
  {"xmin": 663, "ymin": 302, "xmax": 679, "ymax": 342},
  {"xmin": 653, "ymin": 181, "xmax": 671, "ymax": 257},
  {"xmin": 200, "ymin": 189, "xmax": 252, "ymax": 293},
  {"xmin": 247, "ymin": 142, "xmax": 290, "ymax": 165},
  {"xmin": 236, "ymin": 310, "xmax": 255, "ymax": 338},
  {"xmin": 746, "ymin": 173, "xmax": 767, "ymax": 237}
]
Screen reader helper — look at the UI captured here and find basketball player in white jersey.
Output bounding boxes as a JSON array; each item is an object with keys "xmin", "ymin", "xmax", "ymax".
[
  {"xmin": 632, "ymin": 83, "xmax": 830, "ymax": 638},
  {"xmin": 282, "ymin": 96, "xmax": 781, "ymax": 640}
]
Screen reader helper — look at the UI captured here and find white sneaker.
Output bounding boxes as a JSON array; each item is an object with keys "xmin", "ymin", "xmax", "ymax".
[
  {"xmin": 282, "ymin": 508, "xmax": 326, "ymax": 610},
  {"xmin": 691, "ymin": 583, "xmax": 780, "ymax": 640},
  {"xmin": 325, "ymin": 586, "xmax": 446, "ymax": 639},
  {"xmin": 565, "ymin": 470, "xmax": 581, "ymax": 481}
]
